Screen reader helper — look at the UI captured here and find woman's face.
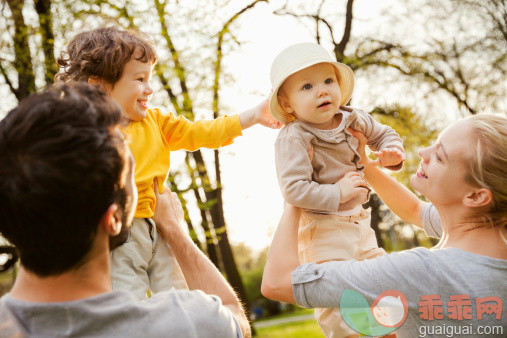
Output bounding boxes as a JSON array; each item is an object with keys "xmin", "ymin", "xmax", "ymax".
[{"xmin": 411, "ymin": 120, "xmax": 475, "ymax": 206}]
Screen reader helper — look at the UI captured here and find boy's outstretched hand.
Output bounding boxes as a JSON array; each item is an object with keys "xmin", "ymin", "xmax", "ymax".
[{"xmin": 239, "ymin": 99, "xmax": 283, "ymax": 130}]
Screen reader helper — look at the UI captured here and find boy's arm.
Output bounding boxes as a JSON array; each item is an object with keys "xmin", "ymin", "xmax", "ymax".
[
  {"xmin": 238, "ymin": 99, "xmax": 283, "ymax": 130},
  {"xmin": 158, "ymin": 100, "xmax": 281, "ymax": 152},
  {"xmin": 153, "ymin": 183, "xmax": 251, "ymax": 338},
  {"xmin": 349, "ymin": 128, "xmax": 423, "ymax": 228},
  {"xmin": 158, "ymin": 109, "xmax": 242, "ymax": 151}
]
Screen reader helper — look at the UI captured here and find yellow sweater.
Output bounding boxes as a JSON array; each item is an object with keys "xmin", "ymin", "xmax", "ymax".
[{"xmin": 124, "ymin": 108, "xmax": 242, "ymax": 218}]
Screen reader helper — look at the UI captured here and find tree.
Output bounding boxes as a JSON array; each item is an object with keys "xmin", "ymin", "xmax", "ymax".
[
  {"xmin": 275, "ymin": 0, "xmax": 505, "ymax": 116},
  {"xmin": 0, "ymin": 0, "xmax": 58, "ymax": 102},
  {"xmin": 272, "ymin": 0, "xmax": 505, "ymax": 248},
  {"xmin": 1, "ymin": 0, "xmax": 270, "ymax": 331}
]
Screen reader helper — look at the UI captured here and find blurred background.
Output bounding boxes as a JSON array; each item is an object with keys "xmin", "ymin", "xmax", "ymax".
[{"xmin": 0, "ymin": 0, "xmax": 505, "ymax": 336}]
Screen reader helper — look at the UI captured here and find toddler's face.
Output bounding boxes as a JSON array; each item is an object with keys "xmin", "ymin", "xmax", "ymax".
[
  {"xmin": 105, "ymin": 54, "xmax": 154, "ymax": 122},
  {"xmin": 278, "ymin": 63, "xmax": 341, "ymax": 128}
]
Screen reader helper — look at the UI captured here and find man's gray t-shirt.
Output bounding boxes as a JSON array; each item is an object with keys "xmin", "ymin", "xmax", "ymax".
[
  {"xmin": 292, "ymin": 203, "xmax": 507, "ymax": 337},
  {"xmin": 0, "ymin": 289, "xmax": 241, "ymax": 337}
]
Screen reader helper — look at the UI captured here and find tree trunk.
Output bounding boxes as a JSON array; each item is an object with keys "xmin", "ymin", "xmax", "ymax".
[
  {"xmin": 34, "ymin": 0, "xmax": 58, "ymax": 85},
  {"xmin": 369, "ymin": 193, "xmax": 385, "ymax": 249},
  {"xmin": 190, "ymin": 151, "xmax": 253, "ymax": 316},
  {"xmin": 6, "ymin": 0, "xmax": 36, "ymax": 100}
]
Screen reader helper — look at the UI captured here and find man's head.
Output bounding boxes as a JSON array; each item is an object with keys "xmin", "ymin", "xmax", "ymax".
[
  {"xmin": 0, "ymin": 83, "xmax": 136, "ymax": 277},
  {"xmin": 56, "ymin": 26, "xmax": 158, "ymax": 121},
  {"xmin": 269, "ymin": 43, "xmax": 354, "ymax": 125}
]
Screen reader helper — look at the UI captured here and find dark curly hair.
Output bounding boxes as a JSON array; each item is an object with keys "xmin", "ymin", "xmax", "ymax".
[
  {"xmin": 56, "ymin": 26, "xmax": 157, "ymax": 85},
  {"xmin": 0, "ymin": 83, "xmax": 130, "ymax": 276}
]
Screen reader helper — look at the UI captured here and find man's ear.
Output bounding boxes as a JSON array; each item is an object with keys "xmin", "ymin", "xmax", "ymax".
[
  {"xmin": 463, "ymin": 188, "xmax": 493, "ymax": 209},
  {"xmin": 100, "ymin": 204, "xmax": 122, "ymax": 236},
  {"xmin": 277, "ymin": 94, "xmax": 293, "ymax": 114}
]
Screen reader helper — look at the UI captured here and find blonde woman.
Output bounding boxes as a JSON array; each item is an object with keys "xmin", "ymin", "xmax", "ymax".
[{"xmin": 262, "ymin": 114, "xmax": 507, "ymax": 337}]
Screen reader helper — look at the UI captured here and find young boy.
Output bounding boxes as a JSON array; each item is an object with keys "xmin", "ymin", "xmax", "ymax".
[
  {"xmin": 269, "ymin": 43, "xmax": 405, "ymax": 337},
  {"xmin": 57, "ymin": 26, "xmax": 281, "ymax": 300}
]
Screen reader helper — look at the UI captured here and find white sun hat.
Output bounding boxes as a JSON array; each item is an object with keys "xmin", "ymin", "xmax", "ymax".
[{"xmin": 269, "ymin": 43, "xmax": 354, "ymax": 124}]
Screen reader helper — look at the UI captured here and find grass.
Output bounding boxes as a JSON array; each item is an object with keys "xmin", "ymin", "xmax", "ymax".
[
  {"xmin": 255, "ymin": 319, "xmax": 324, "ymax": 338},
  {"xmin": 254, "ymin": 307, "xmax": 314, "ymax": 323},
  {"xmin": 254, "ymin": 307, "xmax": 324, "ymax": 337}
]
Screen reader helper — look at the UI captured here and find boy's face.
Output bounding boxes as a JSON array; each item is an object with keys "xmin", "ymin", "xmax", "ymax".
[
  {"xmin": 278, "ymin": 63, "xmax": 341, "ymax": 128},
  {"xmin": 106, "ymin": 56, "xmax": 154, "ymax": 122}
]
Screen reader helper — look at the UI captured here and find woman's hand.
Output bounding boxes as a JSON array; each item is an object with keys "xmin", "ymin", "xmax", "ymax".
[{"xmin": 348, "ymin": 128, "xmax": 379, "ymax": 167}]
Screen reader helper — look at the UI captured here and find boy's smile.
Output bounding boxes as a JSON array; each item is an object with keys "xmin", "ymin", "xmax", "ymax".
[
  {"xmin": 278, "ymin": 63, "xmax": 342, "ymax": 129},
  {"xmin": 106, "ymin": 55, "xmax": 154, "ymax": 122}
]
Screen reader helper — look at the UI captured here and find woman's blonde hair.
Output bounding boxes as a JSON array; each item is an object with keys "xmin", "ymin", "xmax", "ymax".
[{"xmin": 464, "ymin": 114, "xmax": 507, "ymax": 241}]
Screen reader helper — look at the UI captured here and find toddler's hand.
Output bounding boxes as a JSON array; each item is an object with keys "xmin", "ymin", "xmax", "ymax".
[
  {"xmin": 338, "ymin": 172, "xmax": 369, "ymax": 204},
  {"xmin": 373, "ymin": 148, "xmax": 405, "ymax": 167},
  {"xmin": 348, "ymin": 128, "xmax": 370, "ymax": 166}
]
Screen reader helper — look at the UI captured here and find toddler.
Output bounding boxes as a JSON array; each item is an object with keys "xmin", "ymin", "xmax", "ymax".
[
  {"xmin": 57, "ymin": 27, "xmax": 281, "ymax": 300},
  {"xmin": 270, "ymin": 43, "xmax": 405, "ymax": 337}
]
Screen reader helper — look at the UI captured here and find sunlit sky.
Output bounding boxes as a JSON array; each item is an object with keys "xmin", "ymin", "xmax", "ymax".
[
  {"xmin": 0, "ymin": 0, "xmax": 466, "ymax": 254},
  {"xmin": 169, "ymin": 0, "xmax": 421, "ymax": 253}
]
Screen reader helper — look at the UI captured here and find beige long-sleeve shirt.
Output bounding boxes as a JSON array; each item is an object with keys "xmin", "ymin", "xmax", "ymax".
[{"xmin": 275, "ymin": 107, "xmax": 404, "ymax": 213}]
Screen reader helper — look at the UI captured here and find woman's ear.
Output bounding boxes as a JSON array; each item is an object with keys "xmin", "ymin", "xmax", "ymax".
[
  {"xmin": 100, "ymin": 204, "xmax": 122, "ymax": 236},
  {"xmin": 463, "ymin": 188, "xmax": 493, "ymax": 209}
]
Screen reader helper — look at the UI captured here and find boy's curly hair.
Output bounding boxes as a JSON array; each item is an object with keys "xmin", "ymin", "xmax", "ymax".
[{"xmin": 56, "ymin": 26, "xmax": 158, "ymax": 85}]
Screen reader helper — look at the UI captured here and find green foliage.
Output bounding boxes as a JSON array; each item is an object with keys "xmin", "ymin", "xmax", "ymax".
[{"xmin": 232, "ymin": 243, "xmax": 268, "ymax": 302}]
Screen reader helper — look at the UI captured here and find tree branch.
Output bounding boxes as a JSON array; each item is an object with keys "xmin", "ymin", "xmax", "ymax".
[
  {"xmin": 94, "ymin": 0, "xmax": 135, "ymax": 27},
  {"xmin": 335, "ymin": 0, "xmax": 354, "ymax": 59},
  {"xmin": 212, "ymin": 0, "xmax": 267, "ymax": 188},
  {"xmin": 34, "ymin": 0, "xmax": 57, "ymax": 85},
  {"xmin": 155, "ymin": 65, "xmax": 182, "ymax": 114},
  {"xmin": 273, "ymin": 5, "xmax": 338, "ymax": 53},
  {"xmin": 6, "ymin": 0, "xmax": 36, "ymax": 100},
  {"xmin": 154, "ymin": 0, "xmax": 193, "ymax": 118},
  {"xmin": 0, "ymin": 59, "xmax": 17, "ymax": 97}
]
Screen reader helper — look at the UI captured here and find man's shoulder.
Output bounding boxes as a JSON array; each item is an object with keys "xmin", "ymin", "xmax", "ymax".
[
  {"xmin": 145, "ymin": 289, "xmax": 241, "ymax": 337},
  {"xmin": 148, "ymin": 288, "xmax": 221, "ymax": 308},
  {"xmin": 0, "ymin": 294, "xmax": 25, "ymax": 337},
  {"xmin": 148, "ymin": 289, "xmax": 229, "ymax": 320},
  {"xmin": 0, "ymin": 290, "xmax": 240, "ymax": 337}
]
